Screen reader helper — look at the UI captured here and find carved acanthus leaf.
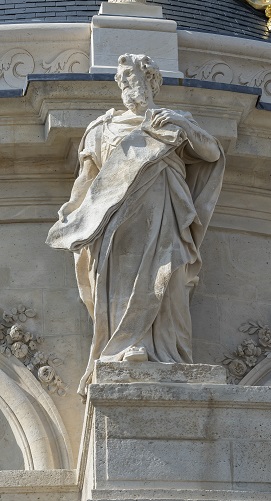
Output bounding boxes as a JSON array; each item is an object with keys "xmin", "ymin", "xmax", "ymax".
[
  {"xmin": 0, "ymin": 303, "xmax": 67, "ymax": 396},
  {"xmin": 42, "ymin": 49, "xmax": 89, "ymax": 74},
  {"xmin": 186, "ymin": 60, "xmax": 233, "ymax": 84},
  {"xmin": 222, "ymin": 319, "xmax": 271, "ymax": 384},
  {"xmin": 0, "ymin": 48, "xmax": 35, "ymax": 88}
]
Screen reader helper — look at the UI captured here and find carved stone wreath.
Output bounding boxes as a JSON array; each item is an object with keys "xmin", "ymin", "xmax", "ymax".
[
  {"xmin": 222, "ymin": 320, "xmax": 271, "ymax": 384},
  {"xmin": 0, "ymin": 304, "xmax": 67, "ymax": 396}
]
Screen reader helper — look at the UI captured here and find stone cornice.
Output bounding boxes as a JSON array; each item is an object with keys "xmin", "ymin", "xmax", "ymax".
[
  {"xmin": 0, "ymin": 23, "xmax": 91, "ymax": 42},
  {"xmin": 178, "ymin": 30, "xmax": 271, "ymax": 104},
  {"xmin": 178, "ymin": 30, "xmax": 271, "ymax": 61}
]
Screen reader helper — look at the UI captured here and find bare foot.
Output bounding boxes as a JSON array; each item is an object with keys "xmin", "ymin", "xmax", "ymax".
[{"xmin": 123, "ymin": 346, "xmax": 148, "ymax": 362}]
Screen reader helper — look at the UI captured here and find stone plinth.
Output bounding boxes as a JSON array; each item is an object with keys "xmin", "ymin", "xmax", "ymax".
[
  {"xmin": 78, "ymin": 361, "xmax": 271, "ymax": 501},
  {"xmin": 90, "ymin": 2, "xmax": 183, "ymax": 78},
  {"xmin": 92, "ymin": 360, "xmax": 226, "ymax": 384},
  {"xmin": 99, "ymin": 2, "xmax": 163, "ymax": 18}
]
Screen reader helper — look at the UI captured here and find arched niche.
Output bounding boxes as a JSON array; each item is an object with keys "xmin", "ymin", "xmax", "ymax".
[
  {"xmin": 0, "ymin": 353, "xmax": 73, "ymax": 470},
  {"xmin": 239, "ymin": 358, "xmax": 271, "ymax": 386}
]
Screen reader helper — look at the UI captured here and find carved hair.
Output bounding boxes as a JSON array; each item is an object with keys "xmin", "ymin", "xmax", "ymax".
[{"xmin": 115, "ymin": 53, "xmax": 163, "ymax": 97}]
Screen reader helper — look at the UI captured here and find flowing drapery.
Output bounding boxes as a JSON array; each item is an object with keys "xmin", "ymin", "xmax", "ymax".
[{"xmin": 46, "ymin": 109, "xmax": 225, "ymax": 395}]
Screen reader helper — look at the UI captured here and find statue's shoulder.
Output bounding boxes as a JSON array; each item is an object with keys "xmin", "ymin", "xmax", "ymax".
[
  {"xmin": 78, "ymin": 109, "xmax": 123, "ymax": 154},
  {"xmin": 85, "ymin": 107, "xmax": 130, "ymax": 133},
  {"xmin": 84, "ymin": 108, "xmax": 116, "ymax": 134}
]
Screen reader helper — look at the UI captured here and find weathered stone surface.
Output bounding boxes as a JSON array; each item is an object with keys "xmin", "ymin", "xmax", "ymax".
[
  {"xmin": 0, "ymin": 24, "xmax": 89, "ymax": 91},
  {"xmin": 93, "ymin": 361, "xmax": 226, "ymax": 384},
  {"xmin": 1, "ymin": 14, "xmax": 271, "ymax": 501},
  {"xmin": 100, "ymin": 1, "xmax": 163, "ymax": 18},
  {"xmin": 90, "ymin": 488, "xmax": 271, "ymax": 500},
  {"xmin": 0, "ymin": 470, "xmax": 78, "ymax": 501},
  {"xmin": 90, "ymin": 3, "xmax": 181, "ymax": 77},
  {"xmin": 79, "ymin": 381, "xmax": 271, "ymax": 500}
]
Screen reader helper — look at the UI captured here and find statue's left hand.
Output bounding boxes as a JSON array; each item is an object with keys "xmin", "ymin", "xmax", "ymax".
[{"xmin": 151, "ymin": 109, "xmax": 187, "ymax": 129}]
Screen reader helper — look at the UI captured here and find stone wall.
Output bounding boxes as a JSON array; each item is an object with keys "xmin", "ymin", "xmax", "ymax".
[{"xmin": 192, "ymin": 229, "xmax": 271, "ymax": 368}]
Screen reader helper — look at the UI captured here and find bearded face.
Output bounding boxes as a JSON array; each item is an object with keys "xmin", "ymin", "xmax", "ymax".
[
  {"xmin": 116, "ymin": 65, "xmax": 150, "ymax": 112},
  {"xmin": 122, "ymin": 82, "xmax": 149, "ymax": 111}
]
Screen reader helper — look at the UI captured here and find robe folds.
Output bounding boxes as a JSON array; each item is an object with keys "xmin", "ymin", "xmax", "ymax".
[{"xmin": 46, "ymin": 108, "xmax": 225, "ymax": 395}]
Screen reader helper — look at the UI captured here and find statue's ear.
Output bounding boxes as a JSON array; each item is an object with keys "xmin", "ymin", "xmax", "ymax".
[
  {"xmin": 142, "ymin": 56, "xmax": 150, "ymax": 65},
  {"xmin": 118, "ymin": 55, "xmax": 127, "ymax": 65}
]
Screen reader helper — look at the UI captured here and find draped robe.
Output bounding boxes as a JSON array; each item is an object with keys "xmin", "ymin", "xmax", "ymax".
[{"xmin": 46, "ymin": 108, "xmax": 225, "ymax": 395}]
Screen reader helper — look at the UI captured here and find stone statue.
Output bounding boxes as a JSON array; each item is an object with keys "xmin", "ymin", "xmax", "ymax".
[{"xmin": 46, "ymin": 54, "xmax": 225, "ymax": 396}]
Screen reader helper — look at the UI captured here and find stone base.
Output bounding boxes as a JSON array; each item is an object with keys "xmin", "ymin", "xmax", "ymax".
[
  {"xmin": 92, "ymin": 360, "xmax": 226, "ymax": 384},
  {"xmin": 78, "ymin": 361, "xmax": 271, "ymax": 500},
  {"xmin": 99, "ymin": 2, "xmax": 163, "ymax": 18},
  {"xmin": 90, "ymin": 7, "xmax": 183, "ymax": 78}
]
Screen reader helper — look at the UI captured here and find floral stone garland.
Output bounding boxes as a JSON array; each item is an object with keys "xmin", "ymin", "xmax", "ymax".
[
  {"xmin": 0, "ymin": 304, "xmax": 67, "ymax": 396},
  {"xmin": 222, "ymin": 320, "xmax": 271, "ymax": 384}
]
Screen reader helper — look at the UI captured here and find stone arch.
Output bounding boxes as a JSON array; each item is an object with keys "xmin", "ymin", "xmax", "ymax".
[
  {"xmin": 0, "ymin": 353, "xmax": 73, "ymax": 470},
  {"xmin": 239, "ymin": 357, "xmax": 271, "ymax": 387}
]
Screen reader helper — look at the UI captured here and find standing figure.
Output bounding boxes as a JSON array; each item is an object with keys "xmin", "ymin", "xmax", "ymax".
[{"xmin": 46, "ymin": 54, "xmax": 225, "ymax": 396}]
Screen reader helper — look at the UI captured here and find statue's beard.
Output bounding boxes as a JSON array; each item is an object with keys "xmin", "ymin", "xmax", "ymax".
[{"xmin": 122, "ymin": 82, "xmax": 148, "ymax": 112}]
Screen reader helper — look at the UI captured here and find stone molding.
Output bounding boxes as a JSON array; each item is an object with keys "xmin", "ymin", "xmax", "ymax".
[{"xmin": 0, "ymin": 469, "xmax": 77, "ymax": 499}]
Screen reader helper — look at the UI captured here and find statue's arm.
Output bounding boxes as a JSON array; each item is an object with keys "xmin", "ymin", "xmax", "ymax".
[
  {"xmin": 151, "ymin": 109, "xmax": 220, "ymax": 163},
  {"xmin": 58, "ymin": 156, "xmax": 99, "ymax": 222}
]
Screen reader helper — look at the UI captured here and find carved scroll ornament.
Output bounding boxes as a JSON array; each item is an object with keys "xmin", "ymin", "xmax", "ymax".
[
  {"xmin": 240, "ymin": 69, "xmax": 271, "ymax": 96},
  {"xmin": 0, "ymin": 48, "xmax": 35, "ymax": 88},
  {"xmin": 42, "ymin": 49, "xmax": 89, "ymax": 74},
  {"xmin": 186, "ymin": 60, "xmax": 233, "ymax": 84}
]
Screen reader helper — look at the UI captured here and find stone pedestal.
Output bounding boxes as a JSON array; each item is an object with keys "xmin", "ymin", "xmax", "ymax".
[
  {"xmin": 90, "ymin": 2, "xmax": 183, "ymax": 78},
  {"xmin": 78, "ymin": 361, "xmax": 271, "ymax": 501}
]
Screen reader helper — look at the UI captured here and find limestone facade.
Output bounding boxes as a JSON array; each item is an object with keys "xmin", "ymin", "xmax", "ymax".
[{"xmin": 0, "ymin": 1, "xmax": 271, "ymax": 500}]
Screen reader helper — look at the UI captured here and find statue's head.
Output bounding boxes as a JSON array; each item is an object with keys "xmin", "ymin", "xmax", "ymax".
[{"xmin": 115, "ymin": 53, "xmax": 163, "ymax": 112}]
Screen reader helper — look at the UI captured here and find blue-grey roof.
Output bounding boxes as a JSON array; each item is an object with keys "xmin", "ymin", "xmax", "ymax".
[{"xmin": 0, "ymin": 0, "xmax": 270, "ymax": 42}]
